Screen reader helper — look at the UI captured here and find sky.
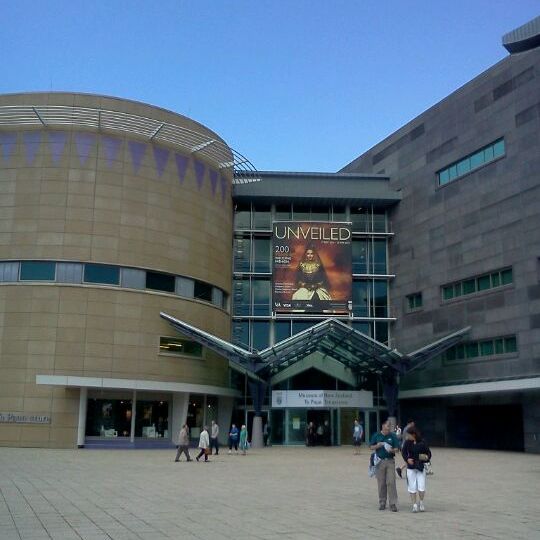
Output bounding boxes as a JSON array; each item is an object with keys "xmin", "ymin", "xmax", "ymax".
[{"xmin": 1, "ymin": 1, "xmax": 539, "ymax": 172}]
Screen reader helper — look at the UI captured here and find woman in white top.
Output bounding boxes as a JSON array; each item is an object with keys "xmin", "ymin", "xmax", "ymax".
[{"xmin": 196, "ymin": 426, "xmax": 210, "ymax": 462}]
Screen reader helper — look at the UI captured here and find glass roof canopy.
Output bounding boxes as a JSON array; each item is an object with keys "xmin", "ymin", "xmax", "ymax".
[{"xmin": 160, "ymin": 312, "xmax": 469, "ymax": 381}]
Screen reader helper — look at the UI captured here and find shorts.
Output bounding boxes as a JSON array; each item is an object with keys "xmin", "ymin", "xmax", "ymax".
[
  {"xmin": 353, "ymin": 438, "xmax": 361, "ymax": 447},
  {"xmin": 406, "ymin": 468, "xmax": 426, "ymax": 493}
]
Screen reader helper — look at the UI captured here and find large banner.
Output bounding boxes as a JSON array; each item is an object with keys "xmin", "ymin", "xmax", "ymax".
[{"xmin": 272, "ymin": 221, "xmax": 352, "ymax": 314}]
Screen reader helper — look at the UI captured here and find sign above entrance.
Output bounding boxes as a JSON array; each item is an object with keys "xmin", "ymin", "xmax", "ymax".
[{"xmin": 271, "ymin": 390, "xmax": 373, "ymax": 409}]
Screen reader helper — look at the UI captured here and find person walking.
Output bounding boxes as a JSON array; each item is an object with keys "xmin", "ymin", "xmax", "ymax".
[
  {"xmin": 353, "ymin": 419, "xmax": 364, "ymax": 455},
  {"xmin": 239, "ymin": 424, "xmax": 249, "ymax": 455},
  {"xmin": 174, "ymin": 424, "xmax": 192, "ymax": 462},
  {"xmin": 369, "ymin": 421, "xmax": 400, "ymax": 512},
  {"xmin": 195, "ymin": 426, "xmax": 210, "ymax": 462},
  {"xmin": 401, "ymin": 427, "xmax": 432, "ymax": 512},
  {"xmin": 228, "ymin": 423, "xmax": 239, "ymax": 454},
  {"xmin": 263, "ymin": 422, "xmax": 271, "ymax": 447},
  {"xmin": 210, "ymin": 420, "xmax": 219, "ymax": 455},
  {"xmin": 396, "ymin": 419, "xmax": 415, "ymax": 479}
]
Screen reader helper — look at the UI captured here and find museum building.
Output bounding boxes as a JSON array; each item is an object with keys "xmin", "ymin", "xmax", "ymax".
[{"xmin": 0, "ymin": 16, "xmax": 539, "ymax": 451}]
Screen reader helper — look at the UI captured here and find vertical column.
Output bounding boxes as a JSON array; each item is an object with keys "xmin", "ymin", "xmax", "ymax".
[
  {"xmin": 218, "ymin": 397, "xmax": 234, "ymax": 445},
  {"xmin": 130, "ymin": 390, "xmax": 137, "ymax": 443},
  {"xmin": 284, "ymin": 408, "xmax": 290, "ymax": 445},
  {"xmin": 77, "ymin": 387, "xmax": 88, "ymax": 448},
  {"xmin": 203, "ymin": 394, "xmax": 208, "ymax": 427}
]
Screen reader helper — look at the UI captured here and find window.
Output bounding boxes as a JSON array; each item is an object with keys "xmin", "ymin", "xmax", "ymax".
[
  {"xmin": 234, "ymin": 203, "xmax": 251, "ymax": 230},
  {"xmin": 252, "ymin": 279, "xmax": 271, "ymax": 315},
  {"xmin": 253, "ymin": 238, "xmax": 271, "ymax": 273},
  {"xmin": 443, "ymin": 335, "xmax": 517, "ymax": 362},
  {"xmin": 159, "ymin": 337, "xmax": 202, "ymax": 357},
  {"xmin": 20, "ymin": 261, "xmax": 55, "ymax": 281},
  {"xmin": 406, "ymin": 292, "xmax": 422, "ymax": 312},
  {"xmin": 84, "ymin": 263, "xmax": 119, "ymax": 285},
  {"xmin": 437, "ymin": 139, "xmax": 505, "ymax": 186},
  {"xmin": 441, "ymin": 267, "xmax": 512, "ymax": 301},
  {"xmin": 146, "ymin": 271, "xmax": 175, "ymax": 293},
  {"xmin": 194, "ymin": 281, "xmax": 213, "ymax": 302}
]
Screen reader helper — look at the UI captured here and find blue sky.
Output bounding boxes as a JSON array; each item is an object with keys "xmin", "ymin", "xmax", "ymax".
[{"xmin": 2, "ymin": 1, "xmax": 538, "ymax": 171}]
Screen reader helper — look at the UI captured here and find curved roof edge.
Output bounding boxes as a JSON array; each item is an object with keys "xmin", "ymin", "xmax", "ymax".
[{"xmin": 503, "ymin": 15, "xmax": 540, "ymax": 54}]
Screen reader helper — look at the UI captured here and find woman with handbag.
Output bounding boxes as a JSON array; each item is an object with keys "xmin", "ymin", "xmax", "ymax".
[
  {"xmin": 401, "ymin": 427, "xmax": 431, "ymax": 512},
  {"xmin": 239, "ymin": 425, "xmax": 249, "ymax": 455}
]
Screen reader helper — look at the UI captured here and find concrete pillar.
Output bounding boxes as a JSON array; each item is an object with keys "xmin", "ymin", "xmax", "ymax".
[
  {"xmin": 251, "ymin": 415, "xmax": 264, "ymax": 448},
  {"xmin": 172, "ymin": 393, "xmax": 190, "ymax": 440},
  {"xmin": 218, "ymin": 397, "xmax": 234, "ymax": 445},
  {"xmin": 130, "ymin": 391, "xmax": 137, "ymax": 443},
  {"xmin": 77, "ymin": 387, "xmax": 88, "ymax": 448}
]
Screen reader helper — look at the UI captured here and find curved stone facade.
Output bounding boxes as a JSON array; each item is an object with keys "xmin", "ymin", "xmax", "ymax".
[{"xmin": 0, "ymin": 93, "xmax": 233, "ymax": 448}]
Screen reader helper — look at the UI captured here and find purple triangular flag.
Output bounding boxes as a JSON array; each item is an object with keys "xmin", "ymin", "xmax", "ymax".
[
  {"xmin": 128, "ymin": 140, "xmax": 146, "ymax": 173},
  {"xmin": 102, "ymin": 136, "xmax": 122, "ymax": 167},
  {"xmin": 0, "ymin": 132, "xmax": 17, "ymax": 162},
  {"xmin": 153, "ymin": 146, "xmax": 169, "ymax": 178},
  {"xmin": 48, "ymin": 131, "xmax": 67, "ymax": 163},
  {"xmin": 209, "ymin": 170, "xmax": 218, "ymax": 196},
  {"xmin": 194, "ymin": 159, "xmax": 205, "ymax": 190},
  {"xmin": 174, "ymin": 153, "xmax": 189, "ymax": 184},
  {"xmin": 75, "ymin": 133, "xmax": 97, "ymax": 165},
  {"xmin": 220, "ymin": 174, "xmax": 229, "ymax": 203},
  {"xmin": 23, "ymin": 131, "xmax": 41, "ymax": 165}
]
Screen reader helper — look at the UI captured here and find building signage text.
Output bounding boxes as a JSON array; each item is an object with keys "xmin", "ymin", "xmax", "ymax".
[
  {"xmin": 0, "ymin": 412, "xmax": 51, "ymax": 424},
  {"xmin": 271, "ymin": 390, "xmax": 373, "ymax": 409}
]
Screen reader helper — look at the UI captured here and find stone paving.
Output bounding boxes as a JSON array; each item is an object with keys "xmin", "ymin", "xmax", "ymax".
[{"xmin": 0, "ymin": 445, "xmax": 539, "ymax": 540}]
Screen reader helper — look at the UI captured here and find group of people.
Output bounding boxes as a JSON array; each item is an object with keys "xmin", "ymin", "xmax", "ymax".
[
  {"xmin": 174, "ymin": 420, "xmax": 249, "ymax": 463},
  {"xmin": 305, "ymin": 420, "xmax": 331, "ymax": 446},
  {"xmin": 369, "ymin": 419, "xmax": 432, "ymax": 513}
]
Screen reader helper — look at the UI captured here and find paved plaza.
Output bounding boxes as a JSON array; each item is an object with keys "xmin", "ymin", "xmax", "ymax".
[{"xmin": 0, "ymin": 446, "xmax": 538, "ymax": 540}]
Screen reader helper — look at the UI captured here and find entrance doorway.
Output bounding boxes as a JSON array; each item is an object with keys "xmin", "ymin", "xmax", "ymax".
[{"xmin": 307, "ymin": 409, "xmax": 331, "ymax": 446}]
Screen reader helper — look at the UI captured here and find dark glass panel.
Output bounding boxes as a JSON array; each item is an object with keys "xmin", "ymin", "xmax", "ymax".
[
  {"xmin": 292, "ymin": 205, "xmax": 311, "ymax": 222},
  {"xmin": 504, "ymin": 336, "xmax": 517, "ymax": 353},
  {"xmin": 274, "ymin": 320, "xmax": 291, "ymax": 343},
  {"xmin": 463, "ymin": 279, "xmax": 476, "ymax": 295},
  {"xmin": 252, "ymin": 321, "xmax": 270, "ymax": 351},
  {"xmin": 352, "ymin": 240, "xmax": 368, "ymax": 274},
  {"xmin": 232, "ymin": 321, "xmax": 250, "ymax": 349},
  {"xmin": 373, "ymin": 280, "xmax": 388, "ymax": 317},
  {"xmin": 375, "ymin": 321, "xmax": 388, "ymax": 344},
  {"xmin": 501, "ymin": 268, "xmax": 513, "ymax": 285},
  {"xmin": 233, "ymin": 237, "xmax": 251, "ymax": 272},
  {"xmin": 466, "ymin": 343, "xmax": 479, "ymax": 358},
  {"xmin": 194, "ymin": 281, "xmax": 213, "ymax": 302},
  {"xmin": 159, "ymin": 337, "xmax": 202, "ymax": 357},
  {"xmin": 352, "ymin": 280, "xmax": 369, "ymax": 316},
  {"xmin": 85, "ymin": 398, "xmax": 132, "ymax": 438},
  {"xmin": 252, "ymin": 279, "xmax": 271, "ymax": 316},
  {"xmin": 146, "ymin": 271, "xmax": 175, "ymax": 292},
  {"xmin": 442, "ymin": 286, "xmax": 454, "ymax": 301},
  {"xmin": 480, "ymin": 341, "xmax": 494, "ymax": 356},
  {"xmin": 233, "ymin": 278, "xmax": 250, "ymax": 316},
  {"xmin": 491, "ymin": 272, "xmax": 501, "ymax": 287},
  {"xmin": 84, "ymin": 264, "xmax": 119, "ymax": 285},
  {"xmin": 253, "ymin": 204, "xmax": 271, "ymax": 230},
  {"xmin": 372, "ymin": 239, "xmax": 387, "ymax": 274},
  {"xmin": 253, "ymin": 238, "xmax": 271, "ymax": 273},
  {"xmin": 494, "ymin": 338, "xmax": 504, "ymax": 354},
  {"xmin": 234, "ymin": 203, "xmax": 251, "ymax": 229},
  {"xmin": 493, "ymin": 139, "xmax": 505, "ymax": 158},
  {"xmin": 135, "ymin": 400, "xmax": 169, "ymax": 438},
  {"xmin": 20, "ymin": 261, "xmax": 55, "ymax": 281},
  {"xmin": 275, "ymin": 204, "xmax": 292, "ymax": 222},
  {"xmin": 477, "ymin": 275, "xmax": 491, "ymax": 291}
]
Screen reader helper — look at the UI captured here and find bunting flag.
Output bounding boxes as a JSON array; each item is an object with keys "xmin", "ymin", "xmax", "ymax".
[
  {"xmin": 23, "ymin": 131, "xmax": 41, "ymax": 165},
  {"xmin": 0, "ymin": 132, "xmax": 17, "ymax": 163},
  {"xmin": 194, "ymin": 159, "xmax": 205, "ymax": 190},
  {"xmin": 47, "ymin": 132, "xmax": 67, "ymax": 163},
  {"xmin": 220, "ymin": 174, "xmax": 229, "ymax": 203},
  {"xmin": 128, "ymin": 140, "xmax": 146, "ymax": 173},
  {"xmin": 153, "ymin": 146, "xmax": 169, "ymax": 178},
  {"xmin": 102, "ymin": 136, "xmax": 122, "ymax": 167},
  {"xmin": 174, "ymin": 153, "xmax": 189, "ymax": 184},
  {"xmin": 209, "ymin": 169, "xmax": 218, "ymax": 196}
]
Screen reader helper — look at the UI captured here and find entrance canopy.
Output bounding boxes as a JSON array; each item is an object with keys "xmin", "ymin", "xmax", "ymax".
[{"xmin": 160, "ymin": 312, "xmax": 469, "ymax": 381}]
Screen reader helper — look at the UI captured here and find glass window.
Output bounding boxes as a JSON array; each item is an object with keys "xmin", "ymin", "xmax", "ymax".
[
  {"xmin": 375, "ymin": 321, "xmax": 388, "ymax": 344},
  {"xmin": 292, "ymin": 205, "xmax": 311, "ymax": 222},
  {"xmin": 442, "ymin": 285, "xmax": 454, "ymax": 301},
  {"xmin": 310, "ymin": 205, "xmax": 330, "ymax": 222},
  {"xmin": 252, "ymin": 205, "xmax": 271, "ymax": 230},
  {"xmin": 233, "ymin": 237, "xmax": 251, "ymax": 272},
  {"xmin": 372, "ymin": 239, "xmax": 387, "ymax": 274},
  {"xmin": 457, "ymin": 158, "xmax": 471, "ymax": 176},
  {"xmin": 448, "ymin": 165, "xmax": 458, "ymax": 180},
  {"xmin": 483, "ymin": 145, "xmax": 494, "ymax": 161},
  {"xmin": 491, "ymin": 272, "xmax": 500, "ymax": 287},
  {"xmin": 232, "ymin": 321, "xmax": 250, "ymax": 349},
  {"xmin": 373, "ymin": 280, "xmax": 388, "ymax": 317},
  {"xmin": 332, "ymin": 206, "xmax": 347, "ymax": 222},
  {"xmin": 160, "ymin": 336, "xmax": 202, "ymax": 357},
  {"xmin": 493, "ymin": 139, "xmax": 505, "ymax": 158},
  {"xmin": 494, "ymin": 338, "xmax": 504, "ymax": 354},
  {"xmin": 253, "ymin": 238, "xmax": 271, "ymax": 273},
  {"xmin": 372, "ymin": 211, "xmax": 387, "ymax": 233},
  {"xmin": 234, "ymin": 203, "xmax": 251, "ymax": 230},
  {"xmin": 252, "ymin": 321, "xmax": 270, "ymax": 351},
  {"xmin": 84, "ymin": 263, "xmax": 119, "ymax": 285},
  {"xmin": 480, "ymin": 341, "xmax": 494, "ymax": 356},
  {"xmin": 252, "ymin": 279, "xmax": 271, "ymax": 316},
  {"xmin": 233, "ymin": 278, "xmax": 250, "ymax": 316},
  {"xmin": 121, "ymin": 268, "xmax": 146, "ymax": 289},
  {"xmin": 20, "ymin": 261, "xmax": 55, "ymax": 281},
  {"xmin": 466, "ymin": 343, "xmax": 479, "ymax": 358},
  {"xmin": 352, "ymin": 321, "xmax": 372, "ymax": 337},
  {"xmin": 501, "ymin": 268, "xmax": 513, "ymax": 285},
  {"xmin": 438, "ymin": 169, "xmax": 449, "ymax": 185},
  {"xmin": 463, "ymin": 279, "xmax": 476, "ymax": 295},
  {"xmin": 194, "ymin": 281, "xmax": 213, "ymax": 302},
  {"xmin": 0, "ymin": 262, "xmax": 19, "ymax": 282},
  {"xmin": 352, "ymin": 240, "xmax": 368, "ymax": 274},
  {"xmin": 352, "ymin": 280, "xmax": 369, "ymax": 316},
  {"xmin": 504, "ymin": 336, "xmax": 517, "ymax": 353},
  {"xmin": 477, "ymin": 275, "xmax": 491, "ymax": 291},
  {"xmin": 445, "ymin": 347, "xmax": 456, "ymax": 362},
  {"xmin": 135, "ymin": 400, "xmax": 169, "ymax": 438},
  {"xmin": 350, "ymin": 209, "xmax": 368, "ymax": 232},
  {"xmin": 292, "ymin": 320, "xmax": 318, "ymax": 335},
  {"xmin": 146, "ymin": 271, "xmax": 175, "ymax": 293},
  {"xmin": 187, "ymin": 395, "xmax": 204, "ymax": 439},
  {"xmin": 176, "ymin": 276, "xmax": 195, "ymax": 297},
  {"xmin": 454, "ymin": 282, "xmax": 462, "ymax": 297},
  {"xmin": 455, "ymin": 344, "xmax": 465, "ymax": 360},
  {"xmin": 85, "ymin": 398, "xmax": 132, "ymax": 438},
  {"xmin": 275, "ymin": 204, "xmax": 292, "ymax": 222},
  {"xmin": 470, "ymin": 150, "xmax": 484, "ymax": 169},
  {"xmin": 274, "ymin": 320, "xmax": 291, "ymax": 343}
]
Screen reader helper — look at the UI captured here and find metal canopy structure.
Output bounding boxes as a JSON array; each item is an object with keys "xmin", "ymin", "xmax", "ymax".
[
  {"xmin": 160, "ymin": 312, "xmax": 469, "ymax": 381},
  {"xmin": 0, "ymin": 104, "xmax": 257, "ymax": 173}
]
